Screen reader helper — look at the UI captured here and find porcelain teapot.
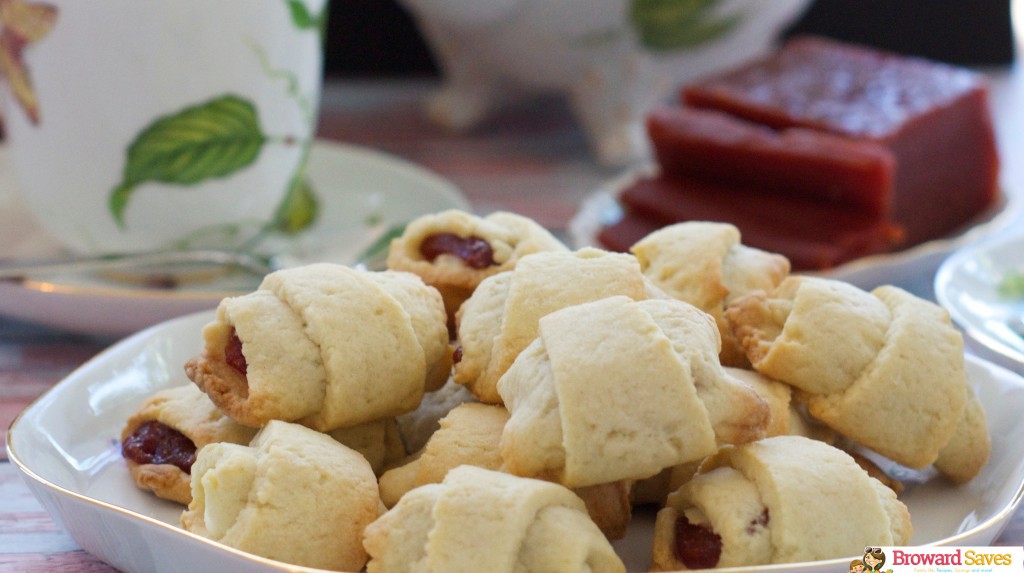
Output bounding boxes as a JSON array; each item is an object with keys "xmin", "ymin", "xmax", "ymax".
[{"xmin": 399, "ymin": 0, "xmax": 810, "ymax": 166}]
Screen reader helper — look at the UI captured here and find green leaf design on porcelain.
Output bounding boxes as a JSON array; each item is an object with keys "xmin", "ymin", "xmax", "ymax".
[
  {"xmin": 285, "ymin": 0, "xmax": 315, "ymax": 27},
  {"xmin": 109, "ymin": 95, "xmax": 265, "ymax": 227},
  {"xmin": 285, "ymin": 0, "xmax": 328, "ymax": 37},
  {"xmin": 272, "ymin": 156, "xmax": 319, "ymax": 234},
  {"xmin": 630, "ymin": 0, "xmax": 741, "ymax": 52},
  {"xmin": 355, "ymin": 223, "xmax": 406, "ymax": 269},
  {"xmin": 998, "ymin": 270, "xmax": 1024, "ymax": 299},
  {"xmin": 248, "ymin": 30, "xmax": 321, "ymax": 238},
  {"xmin": 109, "ymin": 0, "xmax": 326, "ymax": 240}
]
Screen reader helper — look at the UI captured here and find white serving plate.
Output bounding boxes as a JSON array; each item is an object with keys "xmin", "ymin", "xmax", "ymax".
[
  {"xmin": 568, "ymin": 168, "xmax": 1020, "ymax": 301},
  {"xmin": 7, "ymin": 310, "xmax": 1024, "ymax": 573},
  {"xmin": 0, "ymin": 140, "xmax": 469, "ymax": 337},
  {"xmin": 935, "ymin": 231, "xmax": 1024, "ymax": 369}
]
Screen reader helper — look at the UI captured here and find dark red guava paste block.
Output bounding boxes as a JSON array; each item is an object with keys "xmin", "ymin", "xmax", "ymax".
[
  {"xmin": 646, "ymin": 106, "xmax": 896, "ymax": 216},
  {"xmin": 681, "ymin": 35, "xmax": 1000, "ymax": 245},
  {"xmin": 598, "ymin": 175, "xmax": 903, "ymax": 271}
]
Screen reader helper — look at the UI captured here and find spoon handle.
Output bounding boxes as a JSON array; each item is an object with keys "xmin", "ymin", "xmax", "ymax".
[{"xmin": 0, "ymin": 250, "xmax": 275, "ymax": 279}]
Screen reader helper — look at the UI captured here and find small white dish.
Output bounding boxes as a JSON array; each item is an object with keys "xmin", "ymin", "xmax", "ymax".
[
  {"xmin": 568, "ymin": 169, "xmax": 1020, "ymax": 299},
  {"xmin": 7, "ymin": 310, "xmax": 1024, "ymax": 573},
  {"xmin": 0, "ymin": 140, "xmax": 469, "ymax": 337},
  {"xmin": 935, "ymin": 232, "xmax": 1024, "ymax": 368}
]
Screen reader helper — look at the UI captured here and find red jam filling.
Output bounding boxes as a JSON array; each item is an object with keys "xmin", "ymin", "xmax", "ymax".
[
  {"xmin": 225, "ymin": 329, "xmax": 247, "ymax": 375},
  {"xmin": 420, "ymin": 233, "xmax": 496, "ymax": 269},
  {"xmin": 122, "ymin": 421, "xmax": 198, "ymax": 473},
  {"xmin": 674, "ymin": 516, "xmax": 723, "ymax": 569}
]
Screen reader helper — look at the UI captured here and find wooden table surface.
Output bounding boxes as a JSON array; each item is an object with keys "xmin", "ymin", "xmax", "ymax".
[{"xmin": 2, "ymin": 65, "xmax": 1023, "ymax": 571}]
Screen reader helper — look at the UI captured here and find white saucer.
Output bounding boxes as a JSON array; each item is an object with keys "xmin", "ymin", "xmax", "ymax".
[
  {"xmin": 935, "ymin": 232, "xmax": 1024, "ymax": 369},
  {"xmin": 0, "ymin": 140, "xmax": 469, "ymax": 337}
]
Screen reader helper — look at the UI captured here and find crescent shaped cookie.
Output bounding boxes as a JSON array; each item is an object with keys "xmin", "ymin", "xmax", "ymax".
[
  {"xmin": 120, "ymin": 384, "xmax": 258, "ymax": 504},
  {"xmin": 387, "ymin": 209, "xmax": 568, "ymax": 329},
  {"xmin": 379, "ymin": 402, "xmax": 510, "ymax": 508},
  {"xmin": 498, "ymin": 296, "xmax": 769, "ymax": 489},
  {"xmin": 326, "ymin": 417, "xmax": 407, "ymax": 476},
  {"xmin": 651, "ymin": 436, "xmax": 912, "ymax": 570},
  {"xmin": 181, "ymin": 420, "xmax": 381, "ymax": 571},
  {"xmin": 726, "ymin": 276, "xmax": 987, "ymax": 481},
  {"xmin": 363, "ymin": 465, "xmax": 626, "ymax": 573},
  {"xmin": 380, "ymin": 402, "xmax": 634, "ymax": 539},
  {"xmin": 933, "ymin": 385, "xmax": 991, "ymax": 484},
  {"xmin": 723, "ymin": 367, "xmax": 837, "ymax": 443},
  {"xmin": 633, "ymin": 366, "xmax": 845, "ymax": 508},
  {"xmin": 631, "ymin": 222, "xmax": 790, "ymax": 367},
  {"xmin": 454, "ymin": 247, "xmax": 660, "ymax": 404},
  {"xmin": 394, "ymin": 378, "xmax": 478, "ymax": 455},
  {"xmin": 185, "ymin": 263, "xmax": 450, "ymax": 431}
]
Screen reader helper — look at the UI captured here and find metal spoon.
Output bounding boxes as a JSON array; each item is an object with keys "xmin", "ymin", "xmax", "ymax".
[
  {"xmin": 0, "ymin": 249, "xmax": 279, "ymax": 281},
  {"xmin": 0, "ymin": 222, "xmax": 402, "ymax": 286}
]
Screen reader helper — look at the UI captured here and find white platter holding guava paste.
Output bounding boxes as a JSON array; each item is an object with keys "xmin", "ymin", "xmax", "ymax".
[
  {"xmin": 0, "ymin": 141, "xmax": 469, "ymax": 336},
  {"xmin": 568, "ymin": 177, "xmax": 1019, "ymax": 301},
  {"xmin": 936, "ymin": 231, "xmax": 1024, "ymax": 369}
]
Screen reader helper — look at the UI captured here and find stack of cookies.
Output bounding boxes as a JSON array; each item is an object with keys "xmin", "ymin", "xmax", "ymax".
[{"xmin": 120, "ymin": 209, "xmax": 989, "ymax": 572}]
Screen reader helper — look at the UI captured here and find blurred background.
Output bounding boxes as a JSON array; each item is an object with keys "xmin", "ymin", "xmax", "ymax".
[{"xmin": 323, "ymin": 0, "xmax": 1016, "ymax": 79}]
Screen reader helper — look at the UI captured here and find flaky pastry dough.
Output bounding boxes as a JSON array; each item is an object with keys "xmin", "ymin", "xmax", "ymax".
[
  {"xmin": 651, "ymin": 436, "xmax": 911, "ymax": 570},
  {"xmin": 498, "ymin": 296, "xmax": 769, "ymax": 489},
  {"xmin": 121, "ymin": 384, "xmax": 257, "ymax": 504},
  {"xmin": 387, "ymin": 209, "xmax": 568, "ymax": 329},
  {"xmin": 185, "ymin": 264, "xmax": 450, "ymax": 431},
  {"xmin": 632, "ymin": 222, "xmax": 789, "ymax": 367},
  {"xmin": 363, "ymin": 465, "xmax": 625, "ymax": 573},
  {"xmin": 181, "ymin": 421, "xmax": 381, "ymax": 571},
  {"xmin": 726, "ymin": 276, "xmax": 988, "ymax": 481},
  {"xmin": 454, "ymin": 247, "xmax": 662, "ymax": 403}
]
